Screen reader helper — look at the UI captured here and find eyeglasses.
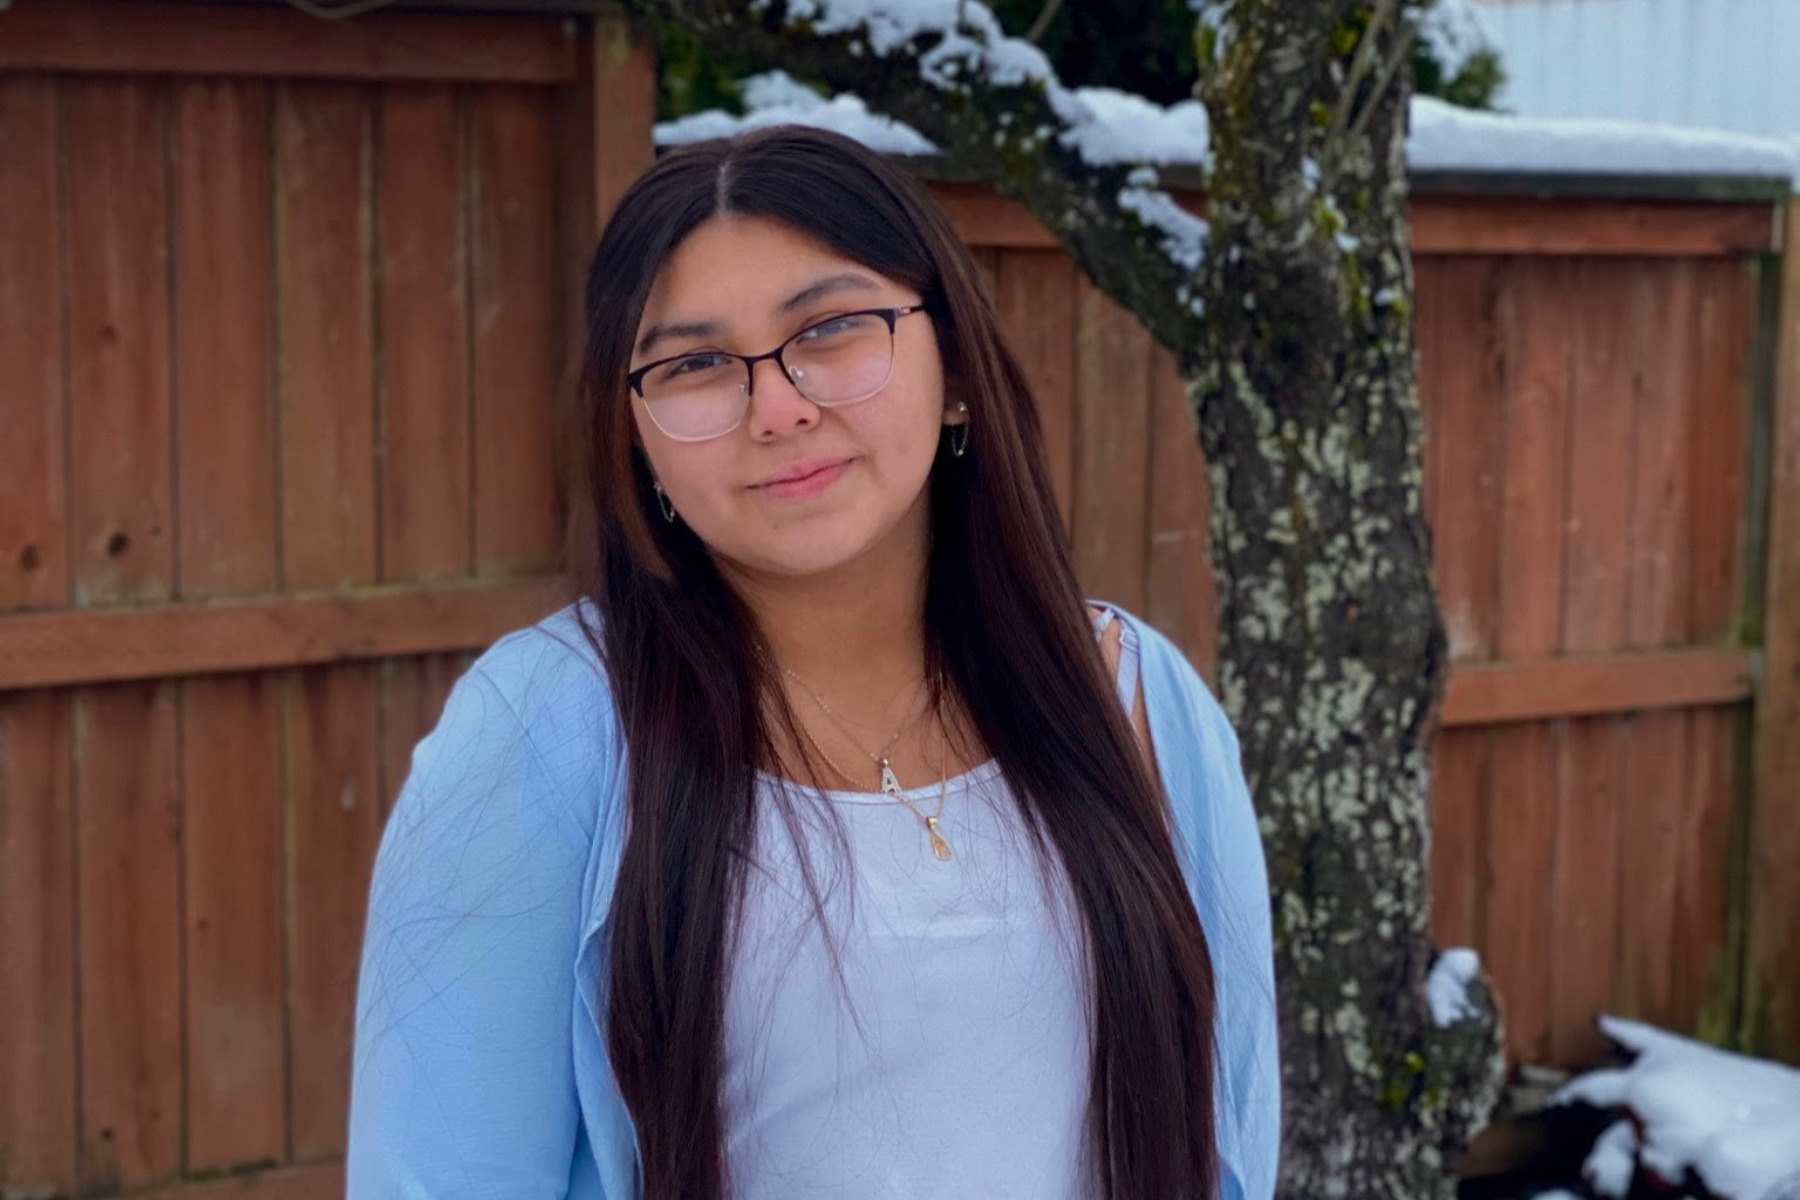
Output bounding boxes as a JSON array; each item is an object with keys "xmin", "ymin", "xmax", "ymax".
[{"xmin": 627, "ymin": 305, "xmax": 928, "ymax": 443}]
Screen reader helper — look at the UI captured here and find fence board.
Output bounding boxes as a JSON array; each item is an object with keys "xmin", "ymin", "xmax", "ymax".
[
  {"xmin": 1429, "ymin": 726, "xmax": 1489, "ymax": 951},
  {"xmin": 171, "ymin": 76, "xmax": 289, "ymax": 1172},
  {"xmin": 1071, "ymin": 278, "xmax": 1151, "ymax": 611},
  {"xmin": 1145, "ymin": 349, "xmax": 1216, "ymax": 680},
  {"xmin": 1616, "ymin": 259, "xmax": 1700, "ymax": 1030},
  {"xmin": 1487, "ymin": 258, "xmax": 1576, "ymax": 1066},
  {"xmin": 64, "ymin": 77, "xmax": 172, "ymax": 607},
  {"xmin": 1548, "ymin": 257, "xmax": 1633, "ymax": 1063},
  {"xmin": 472, "ymin": 86, "xmax": 561, "ymax": 575},
  {"xmin": 284, "ymin": 666, "xmax": 382, "ymax": 1159},
  {"xmin": 378, "ymin": 84, "xmax": 472, "ymax": 583},
  {"xmin": 0, "ymin": 77, "xmax": 69, "ymax": 614},
  {"xmin": 75, "ymin": 683, "xmax": 183, "ymax": 1190},
  {"xmin": 994, "ymin": 249, "xmax": 1078, "ymax": 525},
  {"xmin": 60, "ymin": 76, "xmax": 185, "ymax": 1191},
  {"xmin": 1674, "ymin": 705, "xmax": 1739, "ymax": 1036},
  {"xmin": 273, "ymin": 80, "xmax": 385, "ymax": 1163},
  {"xmin": 1690, "ymin": 258, "xmax": 1754, "ymax": 641},
  {"xmin": 0, "ymin": 691, "xmax": 77, "ymax": 1195},
  {"xmin": 276, "ymin": 82, "xmax": 377, "ymax": 591},
  {"xmin": 1424, "ymin": 257, "xmax": 1507, "ymax": 662}
]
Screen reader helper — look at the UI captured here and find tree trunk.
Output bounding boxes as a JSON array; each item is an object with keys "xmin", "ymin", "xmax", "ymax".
[{"xmin": 1192, "ymin": 3, "xmax": 1505, "ymax": 1194}]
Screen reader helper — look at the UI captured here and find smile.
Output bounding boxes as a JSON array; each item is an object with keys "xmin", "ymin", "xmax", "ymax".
[{"xmin": 749, "ymin": 458, "xmax": 854, "ymax": 500}]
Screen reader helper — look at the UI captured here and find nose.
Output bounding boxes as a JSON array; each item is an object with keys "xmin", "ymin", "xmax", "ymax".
[{"xmin": 744, "ymin": 356, "xmax": 820, "ymax": 439}]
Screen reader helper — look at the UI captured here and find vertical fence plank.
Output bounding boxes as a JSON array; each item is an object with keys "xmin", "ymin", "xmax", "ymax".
[
  {"xmin": 0, "ymin": 78, "xmax": 70, "ymax": 614},
  {"xmin": 62, "ymin": 76, "xmax": 184, "ymax": 1191},
  {"xmin": 276, "ymin": 83, "xmax": 377, "ymax": 591},
  {"xmin": 274, "ymin": 80, "xmax": 385, "ymax": 1159},
  {"xmin": 1071, "ymin": 278, "xmax": 1151, "ymax": 611},
  {"xmin": 1617, "ymin": 259, "xmax": 1698, "ymax": 1032},
  {"xmin": 0, "ymin": 691, "xmax": 77, "ymax": 1195},
  {"xmin": 171, "ymin": 77, "xmax": 288, "ymax": 1172},
  {"xmin": 1488, "ymin": 257, "xmax": 1574, "ymax": 1067},
  {"xmin": 1675, "ymin": 257, "xmax": 1756, "ymax": 1039},
  {"xmin": 1747, "ymin": 197, "xmax": 1800, "ymax": 1062},
  {"xmin": 1145, "ymin": 347, "xmax": 1216, "ymax": 678},
  {"xmin": 994, "ymin": 249, "xmax": 1078, "ymax": 531},
  {"xmin": 1549, "ymin": 258, "xmax": 1634, "ymax": 1064},
  {"xmin": 472, "ymin": 86, "xmax": 561, "ymax": 576},
  {"xmin": 378, "ymin": 84, "xmax": 471, "ymax": 584},
  {"xmin": 0, "ymin": 78, "xmax": 77, "ymax": 1196}
]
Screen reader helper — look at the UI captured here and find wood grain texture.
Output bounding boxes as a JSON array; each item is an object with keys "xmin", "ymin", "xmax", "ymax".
[
  {"xmin": 64, "ymin": 78, "xmax": 173, "ymax": 607},
  {"xmin": 171, "ymin": 77, "xmax": 290, "ymax": 1172},
  {"xmin": 0, "ymin": 1, "xmax": 575, "ymax": 83},
  {"xmin": 0, "ymin": 690, "xmax": 77, "ymax": 1195},
  {"xmin": 1070, "ymin": 278, "xmax": 1151, "ymax": 612},
  {"xmin": 1144, "ymin": 346, "xmax": 1217, "ymax": 679},
  {"xmin": 75, "ymin": 682, "xmax": 183, "ymax": 1190},
  {"xmin": 472, "ymin": 86, "xmax": 561, "ymax": 575},
  {"xmin": 1746, "ymin": 198, "xmax": 1800, "ymax": 1061},
  {"xmin": 285, "ymin": 665, "xmax": 383, "ymax": 1158},
  {"xmin": 0, "ymin": 576, "xmax": 573, "ymax": 689},
  {"xmin": 0, "ymin": 77, "xmax": 70, "ymax": 613},
  {"xmin": 378, "ymin": 83, "xmax": 472, "ymax": 584},
  {"xmin": 173, "ymin": 78, "xmax": 278, "ymax": 601},
  {"xmin": 994, "ymin": 249, "xmax": 1079, "ymax": 527},
  {"xmin": 275, "ymin": 82, "xmax": 377, "ymax": 593},
  {"xmin": 1487, "ymin": 257, "xmax": 1576, "ymax": 1067},
  {"xmin": 181, "ymin": 675, "xmax": 287, "ymax": 1170}
]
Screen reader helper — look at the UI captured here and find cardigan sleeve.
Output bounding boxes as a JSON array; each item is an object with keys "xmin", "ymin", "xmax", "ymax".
[
  {"xmin": 347, "ymin": 663, "xmax": 597, "ymax": 1198},
  {"xmin": 1188, "ymin": 670, "xmax": 1283, "ymax": 1200}
]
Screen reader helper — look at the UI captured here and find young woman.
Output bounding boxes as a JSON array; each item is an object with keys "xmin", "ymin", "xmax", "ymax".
[{"xmin": 348, "ymin": 125, "xmax": 1278, "ymax": 1200}]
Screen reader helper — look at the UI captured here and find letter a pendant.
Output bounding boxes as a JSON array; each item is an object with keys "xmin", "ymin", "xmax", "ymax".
[{"xmin": 880, "ymin": 761, "xmax": 903, "ymax": 795}]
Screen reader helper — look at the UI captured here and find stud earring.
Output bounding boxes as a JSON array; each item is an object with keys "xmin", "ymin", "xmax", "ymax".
[
  {"xmin": 950, "ymin": 402, "xmax": 969, "ymax": 459},
  {"xmin": 652, "ymin": 479, "xmax": 676, "ymax": 523}
]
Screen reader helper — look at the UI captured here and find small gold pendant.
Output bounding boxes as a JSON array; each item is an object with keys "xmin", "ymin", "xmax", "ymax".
[
  {"xmin": 880, "ymin": 761, "xmax": 903, "ymax": 795},
  {"xmin": 925, "ymin": 816, "xmax": 953, "ymax": 861}
]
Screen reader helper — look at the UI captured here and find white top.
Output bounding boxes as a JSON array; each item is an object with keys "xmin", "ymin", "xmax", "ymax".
[{"xmin": 720, "ymin": 612, "xmax": 1140, "ymax": 1199}]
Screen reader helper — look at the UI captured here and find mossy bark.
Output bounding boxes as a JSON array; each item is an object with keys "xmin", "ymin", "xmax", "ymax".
[{"xmin": 621, "ymin": 1, "xmax": 1508, "ymax": 1194}]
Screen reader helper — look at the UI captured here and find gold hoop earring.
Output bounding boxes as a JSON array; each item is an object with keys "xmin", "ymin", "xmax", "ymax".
[
  {"xmin": 950, "ymin": 403, "xmax": 969, "ymax": 459},
  {"xmin": 653, "ymin": 480, "xmax": 676, "ymax": 523}
]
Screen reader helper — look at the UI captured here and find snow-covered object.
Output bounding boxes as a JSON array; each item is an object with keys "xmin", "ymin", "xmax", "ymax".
[
  {"xmin": 1585, "ymin": 1119, "xmax": 1641, "ymax": 1198},
  {"xmin": 656, "ymin": 72, "xmax": 1800, "ymax": 191},
  {"xmin": 1425, "ymin": 947, "xmax": 1481, "ymax": 1027},
  {"xmin": 1552, "ymin": 1015, "xmax": 1800, "ymax": 1200},
  {"xmin": 1408, "ymin": 96, "xmax": 1800, "ymax": 187}
]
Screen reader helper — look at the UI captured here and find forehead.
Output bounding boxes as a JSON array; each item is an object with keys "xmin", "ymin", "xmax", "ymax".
[{"xmin": 638, "ymin": 215, "xmax": 879, "ymax": 328}]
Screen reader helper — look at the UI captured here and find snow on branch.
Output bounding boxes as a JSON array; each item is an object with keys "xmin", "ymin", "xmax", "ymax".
[{"xmin": 637, "ymin": 0, "xmax": 1213, "ymax": 354}]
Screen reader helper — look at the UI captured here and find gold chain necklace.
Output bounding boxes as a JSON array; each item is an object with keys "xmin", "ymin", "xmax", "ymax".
[{"xmin": 781, "ymin": 668, "xmax": 955, "ymax": 862}]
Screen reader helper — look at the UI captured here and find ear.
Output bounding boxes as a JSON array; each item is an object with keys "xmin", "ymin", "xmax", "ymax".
[{"xmin": 941, "ymin": 400, "xmax": 969, "ymax": 427}]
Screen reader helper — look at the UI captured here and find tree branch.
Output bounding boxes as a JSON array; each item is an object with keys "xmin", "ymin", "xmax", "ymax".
[{"xmin": 622, "ymin": 0, "xmax": 1211, "ymax": 355}]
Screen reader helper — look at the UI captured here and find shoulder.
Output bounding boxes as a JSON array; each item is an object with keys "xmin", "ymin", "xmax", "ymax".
[{"xmin": 396, "ymin": 598, "xmax": 622, "ymax": 844}]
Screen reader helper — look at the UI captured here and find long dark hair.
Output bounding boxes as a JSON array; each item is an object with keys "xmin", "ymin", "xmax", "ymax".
[{"xmin": 574, "ymin": 125, "xmax": 1219, "ymax": 1199}]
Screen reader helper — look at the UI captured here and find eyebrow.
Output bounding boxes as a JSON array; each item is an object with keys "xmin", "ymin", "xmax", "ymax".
[{"xmin": 633, "ymin": 272, "xmax": 883, "ymax": 359}]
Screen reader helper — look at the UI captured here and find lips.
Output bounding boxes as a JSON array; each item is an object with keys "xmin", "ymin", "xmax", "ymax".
[{"xmin": 749, "ymin": 457, "xmax": 854, "ymax": 500}]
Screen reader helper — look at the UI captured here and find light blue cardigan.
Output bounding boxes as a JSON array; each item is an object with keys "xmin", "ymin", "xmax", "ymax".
[{"xmin": 348, "ymin": 600, "xmax": 1281, "ymax": 1198}]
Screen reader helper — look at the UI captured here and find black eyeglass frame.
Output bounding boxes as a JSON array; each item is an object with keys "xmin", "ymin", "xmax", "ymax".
[{"xmin": 626, "ymin": 304, "xmax": 929, "ymax": 440}]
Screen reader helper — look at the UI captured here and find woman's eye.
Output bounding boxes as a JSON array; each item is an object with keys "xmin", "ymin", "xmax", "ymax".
[
  {"xmin": 669, "ymin": 353, "xmax": 727, "ymax": 375},
  {"xmin": 800, "ymin": 316, "xmax": 857, "ymax": 340}
]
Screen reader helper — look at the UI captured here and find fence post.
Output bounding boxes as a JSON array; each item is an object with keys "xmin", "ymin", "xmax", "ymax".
[{"xmin": 1747, "ymin": 195, "xmax": 1800, "ymax": 1064}]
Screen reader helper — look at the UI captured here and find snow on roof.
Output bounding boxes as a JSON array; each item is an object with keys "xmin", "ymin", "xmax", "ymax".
[
  {"xmin": 657, "ymin": 70, "xmax": 1800, "ymax": 191},
  {"xmin": 1552, "ymin": 1015, "xmax": 1800, "ymax": 1200}
]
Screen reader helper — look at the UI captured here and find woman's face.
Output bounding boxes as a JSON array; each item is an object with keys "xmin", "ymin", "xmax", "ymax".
[{"xmin": 628, "ymin": 214, "xmax": 963, "ymax": 579}]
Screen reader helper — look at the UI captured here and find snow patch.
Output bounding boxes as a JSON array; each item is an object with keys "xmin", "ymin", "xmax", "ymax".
[
  {"xmin": 1425, "ymin": 947, "xmax": 1480, "ymax": 1027},
  {"xmin": 1552, "ymin": 1016, "xmax": 1800, "ymax": 1200}
]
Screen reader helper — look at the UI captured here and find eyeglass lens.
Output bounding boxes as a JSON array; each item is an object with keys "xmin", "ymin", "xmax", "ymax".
[{"xmin": 638, "ymin": 312, "xmax": 896, "ymax": 441}]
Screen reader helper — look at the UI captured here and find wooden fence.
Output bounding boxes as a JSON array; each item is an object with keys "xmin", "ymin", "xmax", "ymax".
[{"xmin": 1, "ymin": 2, "xmax": 1796, "ymax": 1197}]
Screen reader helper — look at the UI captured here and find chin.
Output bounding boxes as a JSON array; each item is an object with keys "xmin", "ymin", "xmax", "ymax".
[{"xmin": 713, "ymin": 516, "xmax": 894, "ymax": 580}]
